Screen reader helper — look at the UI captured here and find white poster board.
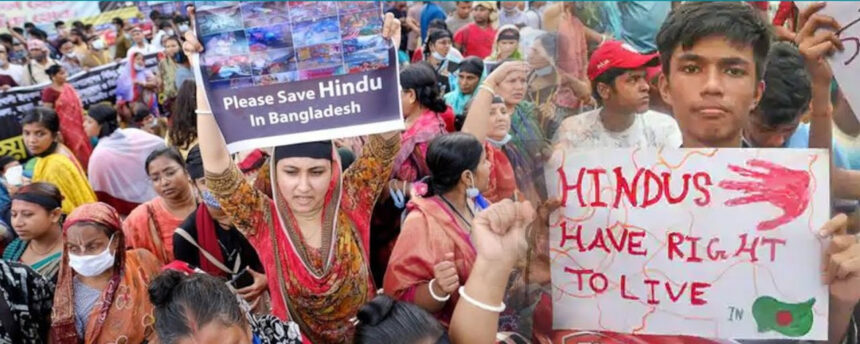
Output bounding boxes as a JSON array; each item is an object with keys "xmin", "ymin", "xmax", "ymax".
[
  {"xmin": 798, "ymin": 1, "xmax": 860, "ymax": 121},
  {"xmin": 545, "ymin": 148, "xmax": 830, "ymax": 340}
]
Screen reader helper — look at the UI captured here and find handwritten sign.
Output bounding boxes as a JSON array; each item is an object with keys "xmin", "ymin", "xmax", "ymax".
[
  {"xmin": 545, "ymin": 148, "xmax": 829, "ymax": 340},
  {"xmin": 192, "ymin": 1, "xmax": 403, "ymax": 153},
  {"xmin": 800, "ymin": 2, "xmax": 860, "ymax": 121}
]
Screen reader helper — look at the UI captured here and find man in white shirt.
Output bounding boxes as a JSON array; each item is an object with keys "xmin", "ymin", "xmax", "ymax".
[
  {"xmin": 24, "ymin": 39, "xmax": 59, "ymax": 85},
  {"xmin": 498, "ymin": 1, "xmax": 527, "ymax": 28},
  {"xmin": 151, "ymin": 21, "xmax": 174, "ymax": 52},
  {"xmin": 523, "ymin": 1, "xmax": 547, "ymax": 30},
  {"xmin": 0, "ymin": 44, "xmax": 28, "ymax": 88},
  {"xmin": 446, "ymin": 1, "xmax": 473, "ymax": 34},
  {"xmin": 126, "ymin": 27, "xmax": 157, "ymax": 57},
  {"xmin": 554, "ymin": 40, "xmax": 681, "ymax": 149}
]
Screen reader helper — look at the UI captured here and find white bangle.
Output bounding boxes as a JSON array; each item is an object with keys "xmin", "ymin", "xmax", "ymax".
[
  {"xmin": 195, "ymin": 109, "xmax": 213, "ymax": 115},
  {"xmin": 458, "ymin": 286, "xmax": 505, "ymax": 313},
  {"xmin": 428, "ymin": 279, "xmax": 451, "ymax": 302}
]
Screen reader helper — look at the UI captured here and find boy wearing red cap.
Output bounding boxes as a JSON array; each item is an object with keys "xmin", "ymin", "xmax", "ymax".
[{"xmin": 553, "ymin": 40, "xmax": 681, "ymax": 149}]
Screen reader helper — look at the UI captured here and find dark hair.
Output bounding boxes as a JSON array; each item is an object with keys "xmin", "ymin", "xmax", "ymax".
[
  {"xmin": 428, "ymin": 18, "xmax": 448, "ymax": 32},
  {"xmin": 354, "ymin": 295, "xmax": 444, "ymax": 344},
  {"xmin": 148, "ymin": 271, "xmax": 247, "ymax": 344},
  {"xmin": 755, "ymin": 42, "xmax": 811, "ymax": 128},
  {"xmin": 69, "ymin": 29, "xmax": 84, "ymax": 39},
  {"xmin": 56, "ymin": 38, "xmax": 71, "ymax": 49},
  {"xmin": 399, "ymin": 63, "xmax": 447, "ymax": 113},
  {"xmin": 13, "ymin": 182, "xmax": 64, "ymax": 212},
  {"xmin": 46, "ymin": 64, "xmax": 63, "ymax": 79},
  {"xmin": 83, "ymin": 24, "xmax": 93, "ymax": 32},
  {"xmin": 145, "ymin": 146, "xmax": 186, "ymax": 175},
  {"xmin": 21, "ymin": 107, "xmax": 60, "ymax": 134},
  {"xmin": 112, "ymin": 17, "xmax": 124, "ymax": 27},
  {"xmin": 29, "ymin": 29, "xmax": 48, "ymax": 41},
  {"xmin": 591, "ymin": 67, "xmax": 628, "ymax": 106},
  {"xmin": 131, "ymin": 102, "xmax": 151, "ymax": 123},
  {"xmin": 158, "ymin": 20, "xmax": 172, "ymax": 30},
  {"xmin": 149, "ymin": 10, "xmax": 162, "ymax": 21},
  {"xmin": 173, "ymin": 15, "xmax": 189, "ymax": 25},
  {"xmin": 458, "ymin": 56, "xmax": 484, "ymax": 76},
  {"xmin": 423, "ymin": 28, "xmax": 453, "ymax": 59},
  {"xmin": 87, "ymin": 103, "xmax": 119, "ymax": 138},
  {"xmin": 72, "ymin": 21, "xmax": 84, "ymax": 30},
  {"xmin": 24, "ymin": 22, "xmax": 35, "ymax": 29},
  {"xmin": 12, "ymin": 27, "xmax": 24, "ymax": 36},
  {"xmin": 656, "ymin": 1, "xmax": 771, "ymax": 80},
  {"xmin": 0, "ymin": 33, "xmax": 12, "ymax": 45},
  {"xmin": 169, "ymin": 80, "xmax": 198, "ymax": 149},
  {"xmin": 54, "ymin": 21, "xmax": 65, "ymax": 29},
  {"xmin": 425, "ymin": 133, "xmax": 483, "ymax": 195},
  {"xmin": 535, "ymin": 32, "xmax": 558, "ymax": 60}
]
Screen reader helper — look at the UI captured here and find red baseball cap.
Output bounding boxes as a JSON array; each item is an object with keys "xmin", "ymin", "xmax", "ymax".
[{"xmin": 587, "ymin": 40, "xmax": 660, "ymax": 81}]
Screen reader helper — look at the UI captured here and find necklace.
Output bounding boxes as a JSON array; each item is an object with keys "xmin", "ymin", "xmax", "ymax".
[
  {"xmin": 28, "ymin": 239, "xmax": 60, "ymax": 256},
  {"xmin": 439, "ymin": 195, "xmax": 474, "ymax": 230}
]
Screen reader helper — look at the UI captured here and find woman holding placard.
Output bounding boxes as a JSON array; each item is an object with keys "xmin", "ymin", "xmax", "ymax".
[{"xmin": 186, "ymin": 12, "xmax": 403, "ymax": 344}]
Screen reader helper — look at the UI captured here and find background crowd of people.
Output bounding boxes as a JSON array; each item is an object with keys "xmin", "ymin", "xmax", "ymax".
[{"xmin": 0, "ymin": 1, "xmax": 859, "ymax": 344}]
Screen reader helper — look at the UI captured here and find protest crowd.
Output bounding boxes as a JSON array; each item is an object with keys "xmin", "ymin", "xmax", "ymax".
[{"xmin": 1, "ymin": 1, "xmax": 860, "ymax": 343}]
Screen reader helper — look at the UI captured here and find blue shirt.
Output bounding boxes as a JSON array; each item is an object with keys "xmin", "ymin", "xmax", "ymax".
[
  {"xmin": 420, "ymin": 2, "xmax": 447, "ymax": 41},
  {"xmin": 602, "ymin": 1, "xmax": 671, "ymax": 53},
  {"xmin": 785, "ymin": 123, "xmax": 850, "ymax": 169}
]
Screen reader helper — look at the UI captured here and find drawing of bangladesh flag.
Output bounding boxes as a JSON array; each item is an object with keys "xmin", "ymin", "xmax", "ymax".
[{"xmin": 752, "ymin": 296, "xmax": 815, "ymax": 337}]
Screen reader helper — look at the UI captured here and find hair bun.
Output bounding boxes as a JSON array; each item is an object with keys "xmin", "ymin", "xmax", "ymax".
[
  {"xmin": 357, "ymin": 295, "xmax": 396, "ymax": 326},
  {"xmin": 148, "ymin": 270, "xmax": 183, "ymax": 307}
]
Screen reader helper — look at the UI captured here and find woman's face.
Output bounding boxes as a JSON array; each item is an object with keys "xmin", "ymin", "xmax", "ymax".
[
  {"xmin": 431, "ymin": 37, "xmax": 452, "ymax": 57},
  {"xmin": 276, "ymin": 157, "xmax": 332, "ymax": 216},
  {"xmin": 10, "ymin": 200, "xmax": 59, "ymax": 240},
  {"xmin": 164, "ymin": 39, "xmax": 180, "ymax": 56},
  {"xmin": 497, "ymin": 39, "xmax": 518, "ymax": 59},
  {"xmin": 83, "ymin": 115, "xmax": 101, "ymax": 138},
  {"xmin": 22, "ymin": 123, "xmax": 55, "ymax": 156},
  {"xmin": 488, "ymin": 103, "xmax": 511, "ymax": 141},
  {"xmin": 496, "ymin": 70, "xmax": 527, "ymax": 105},
  {"xmin": 527, "ymin": 41, "xmax": 551, "ymax": 69},
  {"xmin": 400, "ymin": 88, "xmax": 418, "ymax": 115},
  {"xmin": 52, "ymin": 68, "xmax": 68, "ymax": 84},
  {"xmin": 147, "ymin": 155, "xmax": 192, "ymax": 201},
  {"xmin": 65, "ymin": 223, "xmax": 117, "ymax": 257},
  {"xmin": 134, "ymin": 54, "xmax": 145, "ymax": 68},
  {"xmin": 474, "ymin": 149, "xmax": 491, "ymax": 192},
  {"xmin": 175, "ymin": 322, "xmax": 252, "ymax": 344}
]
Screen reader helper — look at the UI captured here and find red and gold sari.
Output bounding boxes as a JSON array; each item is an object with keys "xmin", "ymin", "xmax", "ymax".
[
  {"xmin": 483, "ymin": 142, "xmax": 518, "ymax": 203},
  {"xmin": 51, "ymin": 202, "xmax": 161, "ymax": 344},
  {"xmin": 207, "ymin": 134, "xmax": 399, "ymax": 343}
]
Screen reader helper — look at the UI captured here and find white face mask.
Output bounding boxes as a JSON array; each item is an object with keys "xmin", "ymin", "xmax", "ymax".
[
  {"xmin": 487, "ymin": 133, "xmax": 513, "ymax": 147},
  {"xmin": 431, "ymin": 51, "xmax": 446, "ymax": 61},
  {"xmin": 92, "ymin": 39, "xmax": 105, "ymax": 50},
  {"xmin": 165, "ymin": 29, "xmax": 175, "ymax": 37},
  {"xmin": 178, "ymin": 24, "xmax": 190, "ymax": 33},
  {"xmin": 68, "ymin": 235, "xmax": 116, "ymax": 277}
]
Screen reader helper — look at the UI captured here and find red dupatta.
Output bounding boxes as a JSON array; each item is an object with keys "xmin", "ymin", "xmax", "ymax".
[{"xmin": 55, "ymin": 83, "xmax": 92, "ymax": 171}]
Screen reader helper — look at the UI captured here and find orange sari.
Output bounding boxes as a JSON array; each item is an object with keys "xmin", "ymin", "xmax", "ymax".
[
  {"xmin": 52, "ymin": 202, "xmax": 162, "ymax": 344},
  {"xmin": 383, "ymin": 195, "xmax": 477, "ymax": 326},
  {"xmin": 122, "ymin": 197, "xmax": 184, "ymax": 264},
  {"xmin": 483, "ymin": 142, "xmax": 518, "ymax": 203}
]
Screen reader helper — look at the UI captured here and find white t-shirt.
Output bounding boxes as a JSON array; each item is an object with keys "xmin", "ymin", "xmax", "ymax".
[
  {"xmin": 127, "ymin": 43, "xmax": 157, "ymax": 57},
  {"xmin": 554, "ymin": 108, "xmax": 683, "ymax": 149},
  {"xmin": 0, "ymin": 63, "xmax": 28, "ymax": 86}
]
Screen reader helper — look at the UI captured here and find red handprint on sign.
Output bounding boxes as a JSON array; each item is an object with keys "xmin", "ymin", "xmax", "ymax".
[{"xmin": 718, "ymin": 159, "xmax": 811, "ymax": 231}]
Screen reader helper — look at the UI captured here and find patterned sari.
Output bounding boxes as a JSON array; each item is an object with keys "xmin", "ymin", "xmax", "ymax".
[
  {"xmin": 122, "ymin": 197, "xmax": 184, "ymax": 264},
  {"xmin": 1, "ymin": 238, "xmax": 61, "ymax": 281},
  {"xmin": 207, "ymin": 134, "xmax": 399, "ymax": 343},
  {"xmin": 51, "ymin": 202, "xmax": 161, "ymax": 344},
  {"xmin": 53, "ymin": 83, "xmax": 92, "ymax": 171}
]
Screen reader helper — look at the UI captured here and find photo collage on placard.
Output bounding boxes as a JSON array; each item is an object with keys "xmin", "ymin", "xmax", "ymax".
[{"xmin": 195, "ymin": 1, "xmax": 390, "ymax": 90}]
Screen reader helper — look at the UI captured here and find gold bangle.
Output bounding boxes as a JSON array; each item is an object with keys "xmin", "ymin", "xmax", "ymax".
[{"xmin": 479, "ymin": 84, "xmax": 496, "ymax": 96}]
